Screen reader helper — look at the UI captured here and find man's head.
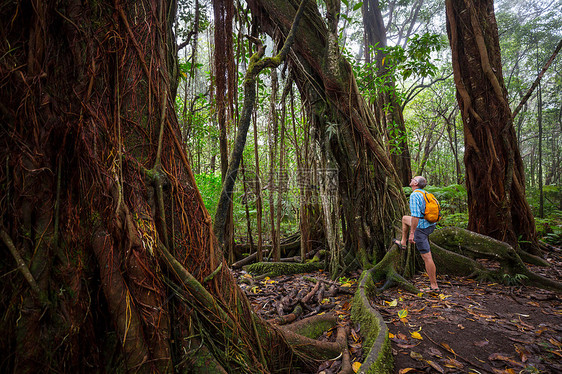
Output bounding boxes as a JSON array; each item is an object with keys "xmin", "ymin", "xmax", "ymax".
[{"xmin": 410, "ymin": 176, "xmax": 427, "ymax": 189}]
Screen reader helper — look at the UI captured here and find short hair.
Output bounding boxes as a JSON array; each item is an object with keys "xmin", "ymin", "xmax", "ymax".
[{"xmin": 415, "ymin": 176, "xmax": 427, "ymax": 188}]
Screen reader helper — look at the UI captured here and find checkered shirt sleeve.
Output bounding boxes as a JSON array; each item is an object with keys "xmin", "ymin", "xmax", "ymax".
[{"xmin": 409, "ymin": 191, "xmax": 425, "ymax": 218}]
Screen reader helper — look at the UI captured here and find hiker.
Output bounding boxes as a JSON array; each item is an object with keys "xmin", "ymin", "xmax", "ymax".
[{"xmin": 394, "ymin": 176, "xmax": 439, "ymax": 292}]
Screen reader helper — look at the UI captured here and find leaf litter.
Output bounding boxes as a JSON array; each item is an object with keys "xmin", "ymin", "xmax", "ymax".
[{"xmin": 233, "ymin": 250, "xmax": 562, "ymax": 373}]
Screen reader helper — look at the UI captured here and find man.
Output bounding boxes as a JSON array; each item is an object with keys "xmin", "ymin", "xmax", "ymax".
[{"xmin": 394, "ymin": 176, "xmax": 439, "ymax": 291}]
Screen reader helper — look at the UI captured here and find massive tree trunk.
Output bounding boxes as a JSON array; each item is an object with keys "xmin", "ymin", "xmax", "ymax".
[
  {"xmin": 445, "ymin": 0, "xmax": 541, "ymax": 255},
  {"xmin": 0, "ymin": 1, "xmax": 306, "ymax": 372},
  {"xmin": 363, "ymin": 0, "xmax": 413, "ymax": 186},
  {"xmin": 247, "ymin": 0, "xmax": 407, "ymax": 267}
]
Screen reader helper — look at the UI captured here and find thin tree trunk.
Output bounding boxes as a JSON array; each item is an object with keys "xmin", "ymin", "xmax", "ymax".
[
  {"xmin": 240, "ymin": 158, "xmax": 255, "ymax": 254},
  {"xmin": 538, "ymin": 81, "xmax": 544, "ymax": 218},
  {"xmin": 275, "ymin": 98, "xmax": 287, "ymax": 262},
  {"xmin": 267, "ymin": 68, "xmax": 279, "ymax": 263},
  {"xmin": 252, "ymin": 95, "xmax": 264, "ymax": 260}
]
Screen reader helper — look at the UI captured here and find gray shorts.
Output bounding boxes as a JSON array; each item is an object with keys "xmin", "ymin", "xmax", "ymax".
[{"xmin": 414, "ymin": 225, "xmax": 435, "ymax": 254}]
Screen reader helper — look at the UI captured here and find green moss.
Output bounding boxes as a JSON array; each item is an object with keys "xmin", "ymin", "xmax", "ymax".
[
  {"xmin": 351, "ymin": 270, "xmax": 393, "ymax": 374},
  {"xmin": 288, "ymin": 318, "xmax": 336, "ymax": 340},
  {"xmin": 244, "ymin": 261, "xmax": 324, "ymax": 277}
]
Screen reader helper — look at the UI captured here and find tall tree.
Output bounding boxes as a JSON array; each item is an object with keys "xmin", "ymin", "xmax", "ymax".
[
  {"xmin": 363, "ymin": 0, "xmax": 413, "ymax": 186},
  {"xmin": 0, "ymin": 1, "xmax": 309, "ymax": 372},
  {"xmin": 248, "ymin": 0, "xmax": 407, "ymax": 265},
  {"xmin": 445, "ymin": 0, "xmax": 541, "ymax": 255},
  {"xmin": 213, "ymin": 0, "xmax": 237, "ymax": 260}
]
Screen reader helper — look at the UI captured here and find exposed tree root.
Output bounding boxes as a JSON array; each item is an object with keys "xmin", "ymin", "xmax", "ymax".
[
  {"xmin": 244, "ymin": 261, "xmax": 325, "ymax": 277},
  {"xmin": 369, "ymin": 227, "xmax": 561, "ymax": 296},
  {"xmin": 431, "ymin": 227, "xmax": 562, "ymax": 292}
]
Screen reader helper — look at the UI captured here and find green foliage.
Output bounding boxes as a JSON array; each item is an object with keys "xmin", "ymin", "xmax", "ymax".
[
  {"xmin": 376, "ymin": 33, "xmax": 444, "ymax": 81},
  {"xmin": 501, "ymin": 273, "xmax": 528, "ymax": 286},
  {"xmin": 193, "ymin": 173, "xmax": 222, "ymax": 219},
  {"xmin": 535, "ymin": 214, "xmax": 562, "ymax": 246}
]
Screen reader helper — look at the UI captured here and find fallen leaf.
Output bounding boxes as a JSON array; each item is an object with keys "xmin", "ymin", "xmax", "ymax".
[
  {"xmin": 488, "ymin": 353, "xmax": 525, "ymax": 367},
  {"xmin": 442, "ymin": 357, "xmax": 464, "ymax": 369},
  {"xmin": 388, "ymin": 332, "xmax": 395, "ymax": 339},
  {"xmin": 398, "ymin": 309, "xmax": 408, "ymax": 319},
  {"xmin": 352, "ymin": 361, "xmax": 361, "ymax": 373},
  {"xmin": 492, "ymin": 369, "xmax": 516, "ymax": 374},
  {"xmin": 397, "ymin": 333, "xmax": 408, "ymax": 340},
  {"xmin": 351, "ymin": 329, "xmax": 360, "ymax": 342},
  {"xmin": 426, "ymin": 360, "xmax": 444, "ymax": 373},
  {"xmin": 428, "ymin": 347, "xmax": 442, "ymax": 357},
  {"xmin": 441, "ymin": 343, "xmax": 456, "ymax": 355},
  {"xmin": 398, "ymin": 369, "xmax": 416, "ymax": 374},
  {"xmin": 411, "ymin": 331, "xmax": 423, "ymax": 340},
  {"xmin": 549, "ymin": 338, "xmax": 562, "ymax": 348},
  {"xmin": 410, "ymin": 351, "xmax": 423, "ymax": 361},
  {"xmin": 397, "ymin": 343, "xmax": 419, "ymax": 349},
  {"xmin": 385, "ymin": 299, "xmax": 398, "ymax": 307},
  {"xmin": 457, "ymin": 324, "xmax": 465, "ymax": 329},
  {"xmin": 410, "ymin": 306, "xmax": 427, "ymax": 313}
]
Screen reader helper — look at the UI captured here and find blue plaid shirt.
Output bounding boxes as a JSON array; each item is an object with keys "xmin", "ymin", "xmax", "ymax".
[{"xmin": 410, "ymin": 189, "xmax": 436, "ymax": 229}]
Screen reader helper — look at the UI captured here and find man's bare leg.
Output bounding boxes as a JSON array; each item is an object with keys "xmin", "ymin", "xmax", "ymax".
[
  {"xmin": 420, "ymin": 252, "xmax": 438, "ymax": 289},
  {"xmin": 400, "ymin": 216, "xmax": 412, "ymax": 248}
]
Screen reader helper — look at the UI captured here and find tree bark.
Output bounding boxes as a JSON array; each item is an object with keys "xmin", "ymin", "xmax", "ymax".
[
  {"xmin": 445, "ymin": 0, "xmax": 541, "ymax": 254},
  {"xmin": 0, "ymin": 1, "xmax": 308, "ymax": 372}
]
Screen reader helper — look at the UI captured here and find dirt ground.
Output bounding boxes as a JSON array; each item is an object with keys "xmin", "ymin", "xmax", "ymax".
[{"xmin": 235, "ymin": 250, "xmax": 562, "ymax": 373}]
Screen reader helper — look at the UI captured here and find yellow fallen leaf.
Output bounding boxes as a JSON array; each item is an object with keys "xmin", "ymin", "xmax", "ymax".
[
  {"xmin": 411, "ymin": 331, "xmax": 423, "ymax": 340},
  {"xmin": 388, "ymin": 332, "xmax": 395, "ymax": 338},
  {"xmin": 398, "ymin": 309, "xmax": 408, "ymax": 319},
  {"xmin": 398, "ymin": 369, "xmax": 416, "ymax": 374},
  {"xmin": 385, "ymin": 299, "xmax": 398, "ymax": 307},
  {"xmin": 352, "ymin": 361, "xmax": 361, "ymax": 373},
  {"xmin": 549, "ymin": 338, "xmax": 562, "ymax": 348}
]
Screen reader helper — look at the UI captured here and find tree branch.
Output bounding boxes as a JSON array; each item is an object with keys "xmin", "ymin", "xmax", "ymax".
[
  {"xmin": 512, "ymin": 38, "xmax": 562, "ymax": 119},
  {"xmin": 1, "ymin": 229, "xmax": 46, "ymax": 302}
]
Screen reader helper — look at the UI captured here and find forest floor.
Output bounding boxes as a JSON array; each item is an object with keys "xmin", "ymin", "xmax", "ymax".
[{"xmin": 234, "ymin": 249, "xmax": 562, "ymax": 374}]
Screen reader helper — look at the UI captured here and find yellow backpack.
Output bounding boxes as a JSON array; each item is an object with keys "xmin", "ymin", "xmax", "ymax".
[{"xmin": 413, "ymin": 190, "xmax": 442, "ymax": 223}]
